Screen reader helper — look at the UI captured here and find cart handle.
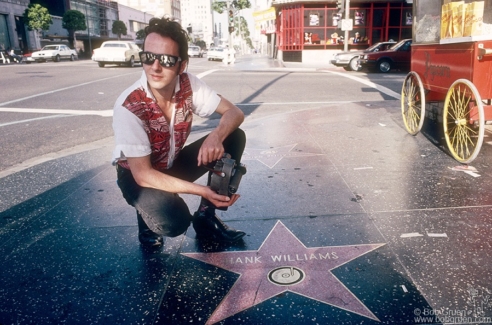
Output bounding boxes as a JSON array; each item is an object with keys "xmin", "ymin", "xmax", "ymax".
[{"xmin": 478, "ymin": 43, "xmax": 492, "ymax": 60}]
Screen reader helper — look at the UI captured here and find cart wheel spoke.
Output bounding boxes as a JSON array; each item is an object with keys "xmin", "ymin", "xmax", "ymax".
[
  {"xmin": 401, "ymin": 71, "xmax": 425, "ymax": 135},
  {"xmin": 443, "ymin": 79, "xmax": 484, "ymax": 164}
]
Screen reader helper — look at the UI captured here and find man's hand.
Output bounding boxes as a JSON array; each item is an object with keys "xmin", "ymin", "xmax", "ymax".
[
  {"xmin": 197, "ymin": 131, "xmax": 224, "ymax": 166},
  {"xmin": 202, "ymin": 186, "xmax": 240, "ymax": 208},
  {"xmin": 197, "ymin": 97, "xmax": 244, "ymax": 166}
]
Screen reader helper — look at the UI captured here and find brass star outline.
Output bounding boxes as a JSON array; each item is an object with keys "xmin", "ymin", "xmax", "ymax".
[
  {"xmin": 242, "ymin": 144, "xmax": 324, "ymax": 168},
  {"xmin": 182, "ymin": 221, "xmax": 385, "ymax": 324}
]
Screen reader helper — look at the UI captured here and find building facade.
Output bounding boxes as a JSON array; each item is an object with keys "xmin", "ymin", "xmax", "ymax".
[
  {"xmin": 181, "ymin": 0, "xmax": 213, "ymax": 47},
  {"xmin": 252, "ymin": 0, "xmax": 276, "ymax": 56},
  {"xmin": 0, "ymin": 0, "xmax": 31, "ymax": 53},
  {"xmin": 116, "ymin": 3, "xmax": 154, "ymax": 45},
  {"xmin": 256, "ymin": 0, "xmax": 413, "ymax": 63},
  {"xmin": 0, "ymin": 0, "xmax": 156, "ymax": 57},
  {"xmin": 115, "ymin": 0, "xmax": 181, "ymax": 23}
]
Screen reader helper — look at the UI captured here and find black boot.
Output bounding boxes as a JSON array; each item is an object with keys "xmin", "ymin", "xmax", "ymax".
[
  {"xmin": 137, "ymin": 212, "xmax": 163, "ymax": 247},
  {"xmin": 193, "ymin": 204, "xmax": 245, "ymax": 243}
]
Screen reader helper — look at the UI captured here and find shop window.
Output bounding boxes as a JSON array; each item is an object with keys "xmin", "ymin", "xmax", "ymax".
[
  {"xmin": 354, "ymin": 9, "xmax": 366, "ymax": 26},
  {"xmin": 371, "ymin": 29, "xmax": 383, "ymax": 44},
  {"xmin": 388, "ymin": 28, "xmax": 400, "ymax": 41},
  {"xmin": 303, "ymin": 29, "xmax": 324, "ymax": 44},
  {"xmin": 0, "ymin": 14, "xmax": 10, "ymax": 50},
  {"xmin": 373, "ymin": 9, "xmax": 385, "ymax": 27},
  {"xmin": 389, "ymin": 9, "xmax": 401, "ymax": 26},
  {"xmin": 403, "ymin": 10, "xmax": 413, "ymax": 26},
  {"xmin": 304, "ymin": 10, "xmax": 325, "ymax": 27}
]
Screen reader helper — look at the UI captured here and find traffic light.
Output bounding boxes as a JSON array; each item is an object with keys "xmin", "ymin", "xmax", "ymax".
[
  {"xmin": 336, "ymin": 0, "xmax": 344, "ymax": 12},
  {"xmin": 228, "ymin": 9, "xmax": 234, "ymax": 33}
]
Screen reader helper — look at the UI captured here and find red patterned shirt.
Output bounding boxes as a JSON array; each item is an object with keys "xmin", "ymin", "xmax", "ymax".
[{"xmin": 112, "ymin": 72, "xmax": 220, "ymax": 171}]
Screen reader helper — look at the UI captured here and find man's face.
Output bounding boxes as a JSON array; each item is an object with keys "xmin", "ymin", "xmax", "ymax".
[{"xmin": 142, "ymin": 33, "xmax": 187, "ymax": 94}]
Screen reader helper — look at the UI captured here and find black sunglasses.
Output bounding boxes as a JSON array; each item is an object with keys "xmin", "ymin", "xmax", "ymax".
[{"xmin": 139, "ymin": 51, "xmax": 182, "ymax": 67}]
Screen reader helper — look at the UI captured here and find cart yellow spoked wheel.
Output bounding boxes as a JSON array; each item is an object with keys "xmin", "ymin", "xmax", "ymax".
[
  {"xmin": 443, "ymin": 79, "xmax": 484, "ymax": 164},
  {"xmin": 401, "ymin": 71, "xmax": 426, "ymax": 135}
]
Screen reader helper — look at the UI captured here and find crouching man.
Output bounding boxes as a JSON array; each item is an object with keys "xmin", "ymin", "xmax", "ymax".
[{"xmin": 112, "ymin": 17, "xmax": 246, "ymax": 248}]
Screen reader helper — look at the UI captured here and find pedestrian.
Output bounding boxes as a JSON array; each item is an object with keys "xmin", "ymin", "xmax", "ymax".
[
  {"xmin": 112, "ymin": 17, "xmax": 246, "ymax": 248},
  {"xmin": 8, "ymin": 47, "xmax": 22, "ymax": 63}
]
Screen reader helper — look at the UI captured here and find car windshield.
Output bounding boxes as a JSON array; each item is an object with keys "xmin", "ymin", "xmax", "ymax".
[
  {"xmin": 389, "ymin": 40, "xmax": 408, "ymax": 50},
  {"xmin": 42, "ymin": 46, "xmax": 58, "ymax": 50},
  {"xmin": 103, "ymin": 43, "xmax": 127, "ymax": 48}
]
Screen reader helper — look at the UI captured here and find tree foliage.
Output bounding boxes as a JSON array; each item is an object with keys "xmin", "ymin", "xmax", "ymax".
[
  {"xmin": 112, "ymin": 20, "xmax": 128, "ymax": 40},
  {"xmin": 195, "ymin": 40, "xmax": 207, "ymax": 49},
  {"xmin": 62, "ymin": 10, "xmax": 86, "ymax": 32},
  {"xmin": 62, "ymin": 10, "xmax": 86, "ymax": 49},
  {"xmin": 136, "ymin": 29, "xmax": 146, "ymax": 40},
  {"xmin": 212, "ymin": 0, "xmax": 251, "ymax": 14},
  {"xmin": 23, "ymin": 3, "xmax": 52, "ymax": 32}
]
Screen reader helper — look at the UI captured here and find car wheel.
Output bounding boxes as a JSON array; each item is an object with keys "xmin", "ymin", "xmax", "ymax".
[
  {"xmin": 378, "ymin": 59, "xmax": 391, "ymax": 73},
  {"xmin": 349, "ymin": 57, "xmax": 361, "ymax": 71},
  {"xmin": 128, "ymin": 56, "xmax": 135, "ymax": 67},
  {"xmin": 70, "ymin": 54, "xmax": 75, "ymax": 61},
  {"xmin": 343, "ymin": 67, "xmax": 351, "ymax": 71},
  {"xmin": 54, "ymin": 54, "xmax": 61, "ymax": 62},
  {"xmin": 98, "ymin": 62, "xmax": 105, "ymax": 67}
]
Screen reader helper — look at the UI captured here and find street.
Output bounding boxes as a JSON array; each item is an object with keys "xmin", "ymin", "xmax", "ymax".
[
  {"xmin": 0, "ymin": 57, "xmax": 404, "ymax": 173},
  {"xmin": 1, "ymin": 55, "xmax": 492, "ymax": 325}
]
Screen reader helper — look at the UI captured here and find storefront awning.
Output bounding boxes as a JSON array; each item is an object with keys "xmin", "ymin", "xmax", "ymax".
[{"xmin": 253, "ymin": 7, "xmax": 277, "ymax": 34}]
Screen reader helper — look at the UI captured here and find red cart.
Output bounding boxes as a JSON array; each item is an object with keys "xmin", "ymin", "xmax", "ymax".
[{"xmin": 401, "ymin": 0, "xmax": 492, "ymax": 163}]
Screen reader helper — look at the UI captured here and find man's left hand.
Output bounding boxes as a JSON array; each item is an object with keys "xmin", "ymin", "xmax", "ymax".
[{"xmin": 197, "ymin": 132, "xmax": 224, "ymax": 166}]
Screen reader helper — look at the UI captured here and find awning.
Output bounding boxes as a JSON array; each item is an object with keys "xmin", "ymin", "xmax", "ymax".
[{"xmin": 253, "ymin": 7, "xmax": 276, "ymax": 22}]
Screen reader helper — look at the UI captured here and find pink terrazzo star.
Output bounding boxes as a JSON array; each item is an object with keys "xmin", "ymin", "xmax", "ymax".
[{"xmin": 182, "ymin": 221, "xmax": 385, "ymax": 324}]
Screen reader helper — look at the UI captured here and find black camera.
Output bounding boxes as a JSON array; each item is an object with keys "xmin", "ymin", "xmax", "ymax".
[{"xmin": 210, "ymin": 153, "xmax": 247, "ymax": 197}]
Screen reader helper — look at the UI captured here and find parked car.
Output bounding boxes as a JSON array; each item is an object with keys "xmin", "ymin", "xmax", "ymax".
[
  {"xmin": 23, "ymin": 52, "xmax": 35, "ymax": 63},
  {"xmin": 358, "ymin": 39, "xmax": 412, "ymax": 73},
  {"xmin": 330, "ymin": 41, "xmax": 396, "ymax": 71},
  {"xmin": 31, "ymin": 45, "xmax": 78, "ymax": 63},
  {"xmin": 91, "ymin": 41, "xmax": 141, "ymax": 67},
  {"xmin": 207, "ymin": 47, "xmax": 227, "ymax": 61},
  {"xmin": 188, "ymin": 46, "xmax": 203, "ymax": 58}
]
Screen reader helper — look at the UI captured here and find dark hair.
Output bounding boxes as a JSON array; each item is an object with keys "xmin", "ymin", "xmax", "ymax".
[{"xmin": 143, "ymin": 17, "xmax": 189, "ymax": 61}]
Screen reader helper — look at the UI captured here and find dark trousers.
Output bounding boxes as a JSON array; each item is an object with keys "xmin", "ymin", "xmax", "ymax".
[{"xmin": 116, "ymin": 128, "xmax": 246, "ymax": 237}]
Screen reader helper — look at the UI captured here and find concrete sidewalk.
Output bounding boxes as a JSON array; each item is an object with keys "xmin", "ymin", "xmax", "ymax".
[{"xmin": 1, "ymin": 58, "xmax": 492, "ymax": 325}]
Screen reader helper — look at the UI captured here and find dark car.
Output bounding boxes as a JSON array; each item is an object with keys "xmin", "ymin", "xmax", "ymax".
[
  {"xmin": 330, "ymin": 41, "xmax": 396, "ymax": 71},
  {"xmin": 358, "ymin": 39, "xmax": 412, "ymax": 73}
]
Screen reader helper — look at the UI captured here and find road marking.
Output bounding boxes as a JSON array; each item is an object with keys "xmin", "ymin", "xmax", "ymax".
[
  {"xmin": 0, "ymin": 71, "xmax": 139, "ymax": 107},
  {"xmin": 197, "ymin": 69, "xmax": 219, "ymax": 79},
  {"xmin": 0, "ymin": 107, "xmax": 113, "ymax": 117},
  {"xmin": 322, "ymin": 70, "xmax": 401, "ymax": 100},
  {"xmin": 0, "ymin": 114, "xmax": 70, "ymax": 127}
]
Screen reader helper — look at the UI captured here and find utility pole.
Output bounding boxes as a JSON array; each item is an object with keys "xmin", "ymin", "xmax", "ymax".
[
  {"xmin": 83, "ymin": 1, "xmax": 92, "ymax": 57},
  {"xmin": 336, "ymin": 0, "xmax": 351, "ymax": 52},
  {"xmin": 226, "ymin": 0, "xmax": 234, "ymax": 64},
  {"xmin": 344, "ymin": 0, "xmax": 350, "ymax": 52}
]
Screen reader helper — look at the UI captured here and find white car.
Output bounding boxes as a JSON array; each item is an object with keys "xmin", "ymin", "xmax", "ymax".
[
  {"xmin": 188, "ymin": 46, "xmax": 203, "ymax": 58},
  {"xmin": 31, "ymin": 45, "xmax": 78, "ymax": 63},
  {"xmin": 207, "ymin": 47, "xmax": 227, "ymax": 61},
  {"xmin": 91, "ymin": 41, "xmax": 141, "ymax": 67}
]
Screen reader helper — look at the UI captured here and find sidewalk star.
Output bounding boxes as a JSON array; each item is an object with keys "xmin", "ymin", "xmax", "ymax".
[{"xmin": 182, "ymin": 221, "xmax": 385, "ymax": 324}]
